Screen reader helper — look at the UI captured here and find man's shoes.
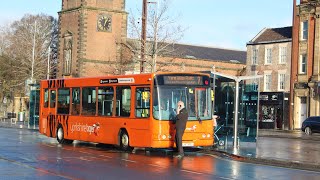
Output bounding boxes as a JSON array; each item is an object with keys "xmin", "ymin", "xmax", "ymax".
[{"xmin": 174, "ymin": 154, "xmax": 184, "ymax": 158}]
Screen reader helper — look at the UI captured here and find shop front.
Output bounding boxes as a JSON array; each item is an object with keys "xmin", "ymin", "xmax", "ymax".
[{"xmin": 259, "ymin": 92, "xmax": 289, "ymax": 130}]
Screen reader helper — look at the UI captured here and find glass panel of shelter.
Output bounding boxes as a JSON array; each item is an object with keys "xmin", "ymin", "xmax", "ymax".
[
  {"xmin": 239, "ymin": 80, "xmax": 258, "ymax": 143},
  {"xmin": 214, "ymin": 75, "xmax": 235, "ymax": 147},
  {"xmin": 213, "ymin": 75, "xmax": 259, "ymax": 148}
]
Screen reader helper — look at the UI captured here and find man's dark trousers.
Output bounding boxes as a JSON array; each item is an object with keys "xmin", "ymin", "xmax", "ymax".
[
  {"xmin": 175, "ymin": 128, "xmax": 185, "ymax": 155},
  {"xmin": 175, "ymin": 108, "xmax": 188, "ymax": 155}
]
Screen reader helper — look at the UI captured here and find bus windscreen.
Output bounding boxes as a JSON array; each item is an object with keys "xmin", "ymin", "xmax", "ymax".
[{"xmin": 153, "ymin": 74, "xmax": 212, "ymax": 121}]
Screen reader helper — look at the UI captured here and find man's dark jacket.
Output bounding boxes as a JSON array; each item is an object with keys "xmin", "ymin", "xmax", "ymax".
[{"xmin": 175, "ymin": 108, "xmax": 188, "ymax": 130}]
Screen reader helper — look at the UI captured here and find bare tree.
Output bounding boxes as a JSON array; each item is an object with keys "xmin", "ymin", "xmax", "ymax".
[
  {"xmin": 0, "ymin": 14, "xmax": 58, "ymax": 96},
  {"xmin": 127, "ymin": 0, "xmax": 186, "ymax": 73},
  {"xmin": 0, "ymin": 27, "xmax": 11, "ymax": 55},
  {"xmin": 102, "ymin": 39, "xmax": 137, "ymax": 75},
  {"xmin": 1, "ymin": 14, "xmax": 58, "ymax": 91}
]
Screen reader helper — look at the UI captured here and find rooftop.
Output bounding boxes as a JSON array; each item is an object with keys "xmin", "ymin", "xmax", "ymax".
[
  {"xmin": 247, "ymin": 26, "xmax": 292, "ymax": 45},
  {"xmin": 126, "ymin": 39, "xmax": 247, "ymax": 64}
]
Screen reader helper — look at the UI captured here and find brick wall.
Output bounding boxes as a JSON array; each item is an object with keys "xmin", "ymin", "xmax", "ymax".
[{"xmin": 58, "ymin": 0, "xmax": 127, "ymax": 78}]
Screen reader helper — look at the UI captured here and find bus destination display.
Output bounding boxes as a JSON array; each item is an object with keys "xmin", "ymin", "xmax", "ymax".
[
  {"xmin": 100, "ymin": 78, "xmax": 135, "ymax": 84},
  {"xmin": 163, "ymin": 76, "xmax": 205, "ymax": 85}
]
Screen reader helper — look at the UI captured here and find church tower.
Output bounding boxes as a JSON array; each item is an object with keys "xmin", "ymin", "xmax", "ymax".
[{"xmin": 58, "ymin": 0, "xmax": 128, "ymax": 77}]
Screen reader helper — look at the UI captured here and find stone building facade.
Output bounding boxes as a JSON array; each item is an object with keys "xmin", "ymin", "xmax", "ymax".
[
  {"xmin": 57, "ymin": 0, "xmax": 246, "ymax": 78},
  {"xmin": 246, "ymin": 27, "xmax": 292, "ymax": 130},
  {"xmin": 291, "ymin": 0, "xmax": 320, "ymax": 129},
  {"xmin": 246, "ymin": 27, "xmax": 292, "ymax": 93}
]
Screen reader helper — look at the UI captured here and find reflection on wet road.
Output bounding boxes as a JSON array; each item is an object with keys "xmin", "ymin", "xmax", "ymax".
[{"xmin": 0, "ymin": 127, "xmax": 319, "ymax": 180}]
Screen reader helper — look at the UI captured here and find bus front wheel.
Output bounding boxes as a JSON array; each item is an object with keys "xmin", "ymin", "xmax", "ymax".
[
  {"xmin": 120, "ymin": 130, "xmax": 132, "ymax": 151},
  {"xmin": 57, "ymin": 125, "xmax": 73, "ymax": 144}
]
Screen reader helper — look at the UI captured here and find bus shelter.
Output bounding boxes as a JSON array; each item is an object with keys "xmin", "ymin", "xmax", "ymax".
[
  {"xmin": 211, "ymin": 72, "xmax": 262, "ymax": 148},
  {"xmin": 28, "ymin": 83, "xmax": 40, "ymax": 129}
]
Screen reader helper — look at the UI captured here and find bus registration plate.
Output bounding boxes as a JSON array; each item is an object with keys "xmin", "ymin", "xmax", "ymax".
[{"xmin": 182, "ymin": 142, "xmax": 194, "ymax": 147}]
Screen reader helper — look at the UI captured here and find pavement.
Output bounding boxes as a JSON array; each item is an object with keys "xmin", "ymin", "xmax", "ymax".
[
  {"xmin": 0, "ymin": 119, "xmax": 38, "ymax": 130},
  {"xmin": 1, "ymin": 119, "xmax": 320, "ymax": 172},
  {"xmin": 211, "ymin": 129, "xmax": 320, "ymax": 172}
]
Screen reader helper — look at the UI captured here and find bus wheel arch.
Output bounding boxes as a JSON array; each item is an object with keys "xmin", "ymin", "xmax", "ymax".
[
  {"xmin": 119, "ymin": 129, "xmax": 132, "ymax": 151},
  {"xmin": 56, "ymin": 124, "xmax": 73, "ymax": 144}
]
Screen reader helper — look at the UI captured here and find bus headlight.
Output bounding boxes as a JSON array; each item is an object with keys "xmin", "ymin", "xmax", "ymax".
[
  {"xmin": 202, "ymin": 134, "xmax": 206, "ymax": 138},
  {"xmin": 207, "ymin": 134, "xmax": 211, "ymax": 138},
  {"xmin": 161, "ymin": 135, "xmax": 167, "ymax": 140},
  {"xmin": 168, "ymin": 135, "xmax": 172, "ymax": 139}
]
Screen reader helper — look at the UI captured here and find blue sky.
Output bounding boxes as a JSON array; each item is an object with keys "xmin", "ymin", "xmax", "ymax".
[{"xmin": 0, "ymin": 0, "xmax": 293, "ymax": 50}]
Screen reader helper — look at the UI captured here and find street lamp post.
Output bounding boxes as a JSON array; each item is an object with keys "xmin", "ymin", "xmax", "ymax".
[
  {"xmin": 141, "ymin": 0, "xmax": 159, "ymax": 73},
  {"xmin": 47, "ymin": 46, "xmax": 51, "ymax": 80},
  {"xmin": 234, "ymin": 80, "xmax": 240, "ymax": 147},
  {"xmin": 141, "ymin": 0, "xmax": 148, "ymax": 73},
  {"xmin": 31, "ymin": 21, "xmax": 37, "ymax": 83},
  {"xmin": 148, "ymin": 1, "xmax": 159, "ymax": 72}
]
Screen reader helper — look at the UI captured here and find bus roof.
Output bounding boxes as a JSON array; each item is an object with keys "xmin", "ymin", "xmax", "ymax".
[
  {"xmin": 41, "ymin": 72, "xmax": 209, "ymax": 82},
  {"xmin": 40, "ymin": 72, "xmax": 210, "ymax": 88}
]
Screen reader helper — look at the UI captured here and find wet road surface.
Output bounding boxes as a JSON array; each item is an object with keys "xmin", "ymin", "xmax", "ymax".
[{"xmin": 0, "ymin": 127, "xmax": 320, "ymax": 180}]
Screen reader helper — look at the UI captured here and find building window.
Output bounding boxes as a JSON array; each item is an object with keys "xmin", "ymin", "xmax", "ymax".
[
  {"xmin": 63, "ymin": 31, "xmax": 73, "ymax": 76},
  {"xmin": 278, "ymin": 73, "xmax": 286, "ymax": 91},
  {"xmin": 279, "ymin": 47, "xmax": 287, "ymax": 64},
  {"xmin": 301, "ymin": 21, "xmax": 308, "ymax": 40},
  {"xmin": 265, "ymin": 48, "xmax": 272, "ymax": 64},
  {"xmin": 264, "ymin": 74, "xmax": 271, "ymax": 91},
  {"xmin": 252, "ymin": 48, "xmax": 258, "ymax": 65},
  {"xmin": 252, "ymin": 81, "xmax": 258, "ymax": 92},
  {"xmin": 300, "ymin": 54, "xmax": 307, "ymax": 74}
]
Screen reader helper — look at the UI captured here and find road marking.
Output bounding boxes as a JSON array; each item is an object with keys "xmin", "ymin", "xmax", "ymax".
[
  {"xmin": 79, "ymin": 156, "xmax": 93, "ymax": 161},
  {"xmin": 121, "ymin": 159, "xmax": 136, "ymax": 163},
  {"xmin": 148, "ymin": 163, "xmax": 163, "ymax": 168},
  {"xmin": 99, "ymin": 155, "xmax": 112, "ymax": 159},
  {"xmin": 0, "ymin": 156, "xmax": 74, "ymax": 179},
  {"xmin": 180, "ymin": 169, "xmax": 203, "ymax": 175}
]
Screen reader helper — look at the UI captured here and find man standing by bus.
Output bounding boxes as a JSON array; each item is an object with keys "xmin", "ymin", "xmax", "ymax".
[{"xmin": 174, "ymin": 101, "xmax": 188, "ymax": 158}]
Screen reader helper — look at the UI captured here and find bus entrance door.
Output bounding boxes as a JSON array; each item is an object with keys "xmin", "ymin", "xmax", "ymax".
[{"xmin": 41, "ymin": 89, "xmax": 57, "ymax": 137}]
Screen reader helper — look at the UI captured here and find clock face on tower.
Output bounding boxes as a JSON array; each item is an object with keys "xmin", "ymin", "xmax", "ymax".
[{"xmin": 97, "ymin": 14, "xmax": 112, "ymax": 32}]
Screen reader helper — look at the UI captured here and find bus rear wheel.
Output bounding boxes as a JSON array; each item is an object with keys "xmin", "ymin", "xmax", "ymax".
[
  {"xmin": 57, "ymin": 125, "xmax": 73, "ymax": 144},
  {"xmin": 120, "ymin": 130, "xmax": 132, "ymax": 151}
]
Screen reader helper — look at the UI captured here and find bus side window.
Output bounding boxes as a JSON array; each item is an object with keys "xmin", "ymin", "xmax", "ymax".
[
  {"xmin": 57, "ymin": 88, "xmax": 70, "ymax": 114},
  {"xmin": 82, "ymin": 87, "xmax": 97, "ymax": 116},
  {"xmin": 72, "ymin": 88, "xmax": 80, "ymax": 115},
  {"xmin": 44, "ymin": 89, "xmax": 49, "ymax": 108},
  {"xmin": 98, "ymin": 87, "xmax": 114, "ymax": 116},
  {"xmin": 135, "ymin": 87, "xmax": 150, "ymax": 118},
  {"xmin": 116, "ymin": 87, "xmax": 131, "ymax": 117},
  {"xmin": 50, "ymin": 90, "xmax": 56, "ymax": 108}
]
